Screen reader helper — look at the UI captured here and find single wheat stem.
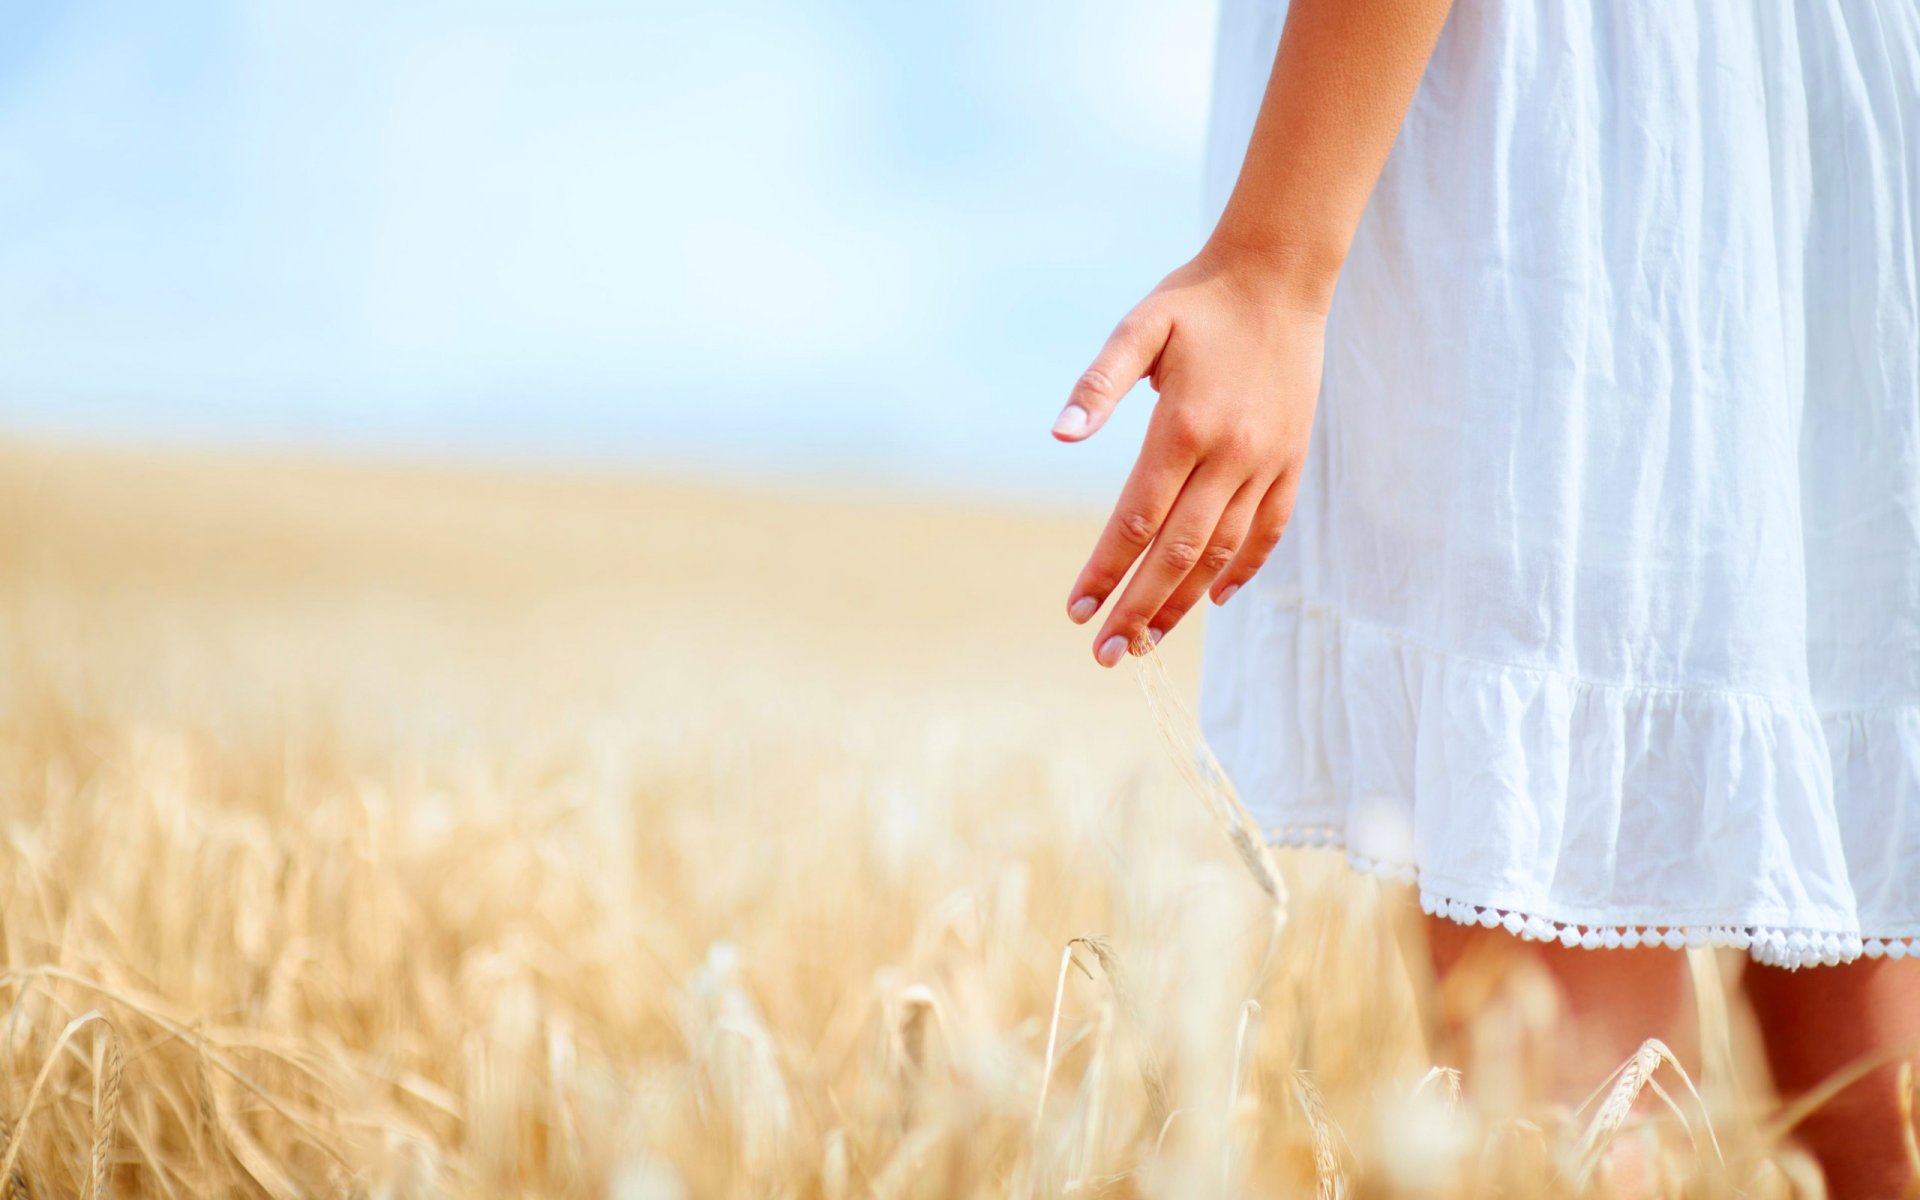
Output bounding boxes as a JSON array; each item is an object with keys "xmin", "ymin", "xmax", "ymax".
[
  {"xmin": 892, "ymin": 983, "xmax": 944, "ymax": 1135},
  {"xmin": 1131, "ymin": 647, "xmax": 1287, "ymax": 920},
  {"xmin": 0, "ymin": 1117, "xmax": 28, "ymax": 1200},
  {"xmin": 1762, "ymin": 1035, "xmax": 1920, "ymax": 1145},
  {"xmin": 1572, "ymin": 1037, "xmax": 1721, "ymax": 1187},
  {"xmin": 1414, "ymin": 1065, "xmax": 1461, "ymax": 1112},
  {"xmin": 1151, "ymin": 1108, "xmax": 1181, "ymax": 1160},
  {"xmin": 1291, "ymin": 1070, "xmax": 1342, "ymax": 1200},
  {"xmin": 1574, "ymin": 1040, "xmax": 1658, "ymax": 1185},
  {"xmin": 820, "ymin": 1128, "xmax": 850, "ymax": 1200},
  {"xmin": 1068, "ymin": 937, "xmax": 1169, "ymax": 1126},
  {"xmin": 894, "ymin": 984, "xmax": 941, "ymax": 1080},
  {"xmin": 1067, "ymin": 1001, "xmax": 1112, "ymax": 1190},
  {"xmin": 1223, "ymin": 999, "xmax": 1261, "ymax": 1187},
  {"xmin": 203, "ymin": 1053, "xmax": 302, "ymax": 1200},
  {"xmin": 86, "ymin": 1026, "xmax": 122, "ymax": 1200},
  {"xmin": 1899, "ymin": 1061, "xmax": 1920, "ymax": 1199},
  {"xmin": 1035, "ymin": 944, "xmax": 1087, "ymax": 1130}
]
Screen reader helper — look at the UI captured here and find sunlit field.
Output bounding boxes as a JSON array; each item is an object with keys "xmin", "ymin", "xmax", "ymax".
[{"xmin": 0, "ymin": 441, "xmax": 1844, "ymax": 1196}]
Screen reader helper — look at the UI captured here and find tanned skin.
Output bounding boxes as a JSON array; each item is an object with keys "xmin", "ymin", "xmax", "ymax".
[{"xmin": 1053, "ymin": 0, "xmax": 1455, "ymax": 667}]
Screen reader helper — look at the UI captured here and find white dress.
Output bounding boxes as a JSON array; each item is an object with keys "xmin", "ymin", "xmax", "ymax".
[{"xmin": 1198, "ymin": 1, "xmax": 1920, "ymax": 969}]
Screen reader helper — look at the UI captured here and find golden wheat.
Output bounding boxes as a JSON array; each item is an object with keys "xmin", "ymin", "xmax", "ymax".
[{"xmin": 0, "ymin": 441, "xmax": 1888, "ymax": 1196}]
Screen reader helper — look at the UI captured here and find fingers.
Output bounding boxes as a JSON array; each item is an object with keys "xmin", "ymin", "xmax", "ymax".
[
  {"xmin": 1052, "ymin": 306, "xmax": 1172, "ymax": 442},
  {"xmin": 1209, "ymin": 475, "xmax": 1296, "ymax": 606},
  {"xmin": 1090, "ymin": 467, "xmax": 1241, "ymax": 666},
  {"xmin": 1070, "ymin": 472, "xmax": 1297, "ymax": 669},
  {"xmin": 1145, "ymin": 478, "xmax": 1262, "ymax": 640},
  {"xmin": 1064, "ymin": 414, "xmax": 1201, "ymax": 633}
]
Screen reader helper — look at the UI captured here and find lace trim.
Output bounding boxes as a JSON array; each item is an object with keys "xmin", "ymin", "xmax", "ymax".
[{"xmin": 1266, "ymin": 824, "xmax": 1918, "ymax": 970}]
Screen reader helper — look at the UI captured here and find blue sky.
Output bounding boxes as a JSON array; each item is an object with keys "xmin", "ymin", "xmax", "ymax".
[{"xmin": 0, "ymin": 1, "xmax": 1219, "ymax": 504}]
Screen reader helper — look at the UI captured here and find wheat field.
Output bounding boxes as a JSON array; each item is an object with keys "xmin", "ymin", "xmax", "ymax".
[{"xmin": 0, "ymin": 439, "xmax": 1847, "ymax": 1197}]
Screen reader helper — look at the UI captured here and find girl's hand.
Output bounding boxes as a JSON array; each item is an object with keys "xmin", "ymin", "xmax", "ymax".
[{"xmin": 1054, "ymin": 248, "xmax": 1325, "ymax": 667}]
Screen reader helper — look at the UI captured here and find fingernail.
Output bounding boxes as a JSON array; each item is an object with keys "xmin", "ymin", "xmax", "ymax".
[
  {"xmin": 1068, "ymin": 595, "xmax": 1098, "ymax": 623},
  {"xmin": 1052, "ymin": 404, "xmax": 1089, "ymax": 438},
  {"xmin": 1215, "ymin": 583, "xmax": 1240, "ymax": 606},
  {"xmin": 1097, "ymin": 634, "xmax": 1127, "ymax": 667},
  {"xmin": 1146, "ymin": 627, "xmax": 1164, "ymax": 646}
]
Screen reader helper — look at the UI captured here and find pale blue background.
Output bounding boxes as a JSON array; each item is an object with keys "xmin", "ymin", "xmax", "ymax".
[{"xmin": 0, "ymin": 1, "xmax": 1218, "ymax": 504}]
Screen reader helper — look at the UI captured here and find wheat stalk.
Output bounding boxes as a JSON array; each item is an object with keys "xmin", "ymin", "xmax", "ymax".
[
  {"xmin": 1572, "ymin": 1037, "xmax": 1720, "ymax": 1187},
  {"xmin": 85, "ymin": 1026, "xmax": 122, "ymax": 1200},
  {"xmin": 1066, "ymin": 1000, "xmax": 1113, "ymax": 1189},
  {"xmin": 1067, "ymin": 937, "xmax": 1169, "ymax": 1126},
  {"xmin": 1762, "ymin": 1035, "xmax": 1920, "ymax": 1146},
  {"xmin": 0, "ymin": 1118, "xmax": 28, "ymax": 1200},
  {"xmin": 10, "ymin": 449, "xmax": 1900, "ymax": 1197},
  {"xmin": 1131, "ymin": 646, "xmax": 1288, "ymax": 920},
  {"xmin": 1035, "ymin": 943, "xmax": 1084, "ymax": 1131},
  {"xmin": 1900, "ymin": 1060, "xmax": 1920, "ymax": 1200},
  {"xmin": 1414, "ymin": 1065, "xmax": 1462, "ymax": 1113},
  {"xmin": 1223, "ymin": 999, "xmax": 1261, "ymax": 1187},
  {"xmin": 0, "ymin": 1012, "xmax": 112, "ymax": 1194},
  {"xmin": 1290, "ymin": 1069, "xmax": 1344, "ymax": 1200},
  {"xmin": 893, "ymin": 984, "xmax": 942, "ymax": 1081}
]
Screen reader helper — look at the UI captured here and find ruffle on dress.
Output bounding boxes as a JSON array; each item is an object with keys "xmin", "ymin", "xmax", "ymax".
[{"xmin": 1203, "ymin": 591, "xmax": 1919, "ymax": 970}]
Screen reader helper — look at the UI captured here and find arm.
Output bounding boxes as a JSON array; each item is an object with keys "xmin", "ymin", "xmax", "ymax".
[{"xmin": 1055, "ymin": 0, "xmax": 1454, "ymax": 666}]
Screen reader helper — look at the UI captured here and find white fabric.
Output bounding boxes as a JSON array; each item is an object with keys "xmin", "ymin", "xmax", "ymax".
[{"xmin": 1198, "ymin": 0, "xmax": 1920, "ymax": 967}]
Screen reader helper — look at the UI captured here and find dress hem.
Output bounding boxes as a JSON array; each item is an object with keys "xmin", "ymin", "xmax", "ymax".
[
  {"xmin": 1264, "ymin": 824, "xmax": 1915, "ymax": 970},
  {"xmin": 1200, "ymin": 587, "xmax": 1920, "ymax": 974}
]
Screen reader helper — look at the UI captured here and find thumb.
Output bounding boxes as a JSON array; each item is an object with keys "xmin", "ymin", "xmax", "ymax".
[{"xmin": 1052, "ymin": 306, "xmax": 1170, "ymax": 442}]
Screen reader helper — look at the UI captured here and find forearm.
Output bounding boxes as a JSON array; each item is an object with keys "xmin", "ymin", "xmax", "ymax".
[
  {"xmin": 1207, "ymin": 0, "xmax": 1455, "ymax": 311},
  {"xmin": 1057, "ymin": 1, "xmax": 1454, "ymax": 655}
]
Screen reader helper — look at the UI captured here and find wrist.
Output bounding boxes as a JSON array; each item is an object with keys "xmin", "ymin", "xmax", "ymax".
[{"xmin": 1197, "ymin": 226, "xmax": 1347, "ymax": 316}]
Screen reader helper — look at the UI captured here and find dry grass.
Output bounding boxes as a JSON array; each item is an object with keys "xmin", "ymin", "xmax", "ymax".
[{"xmin": 0, "ymin": 439, "xmax": 1849, "ymax": 1196}]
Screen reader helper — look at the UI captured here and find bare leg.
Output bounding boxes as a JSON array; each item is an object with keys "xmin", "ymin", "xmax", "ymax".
[
  {"xmin": 1422, "ymin": 916, "xmax": 1697, "ymax": 1100},
  {"xmin": 1743, "ymin": 956, "xmax": 1920, "ymax": 1199}
]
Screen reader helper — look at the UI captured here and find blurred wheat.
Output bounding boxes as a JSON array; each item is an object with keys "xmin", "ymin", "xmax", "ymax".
[{"xmin": 0, "ymin": 442, "xmax": 1852, "ymax": 1196}]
